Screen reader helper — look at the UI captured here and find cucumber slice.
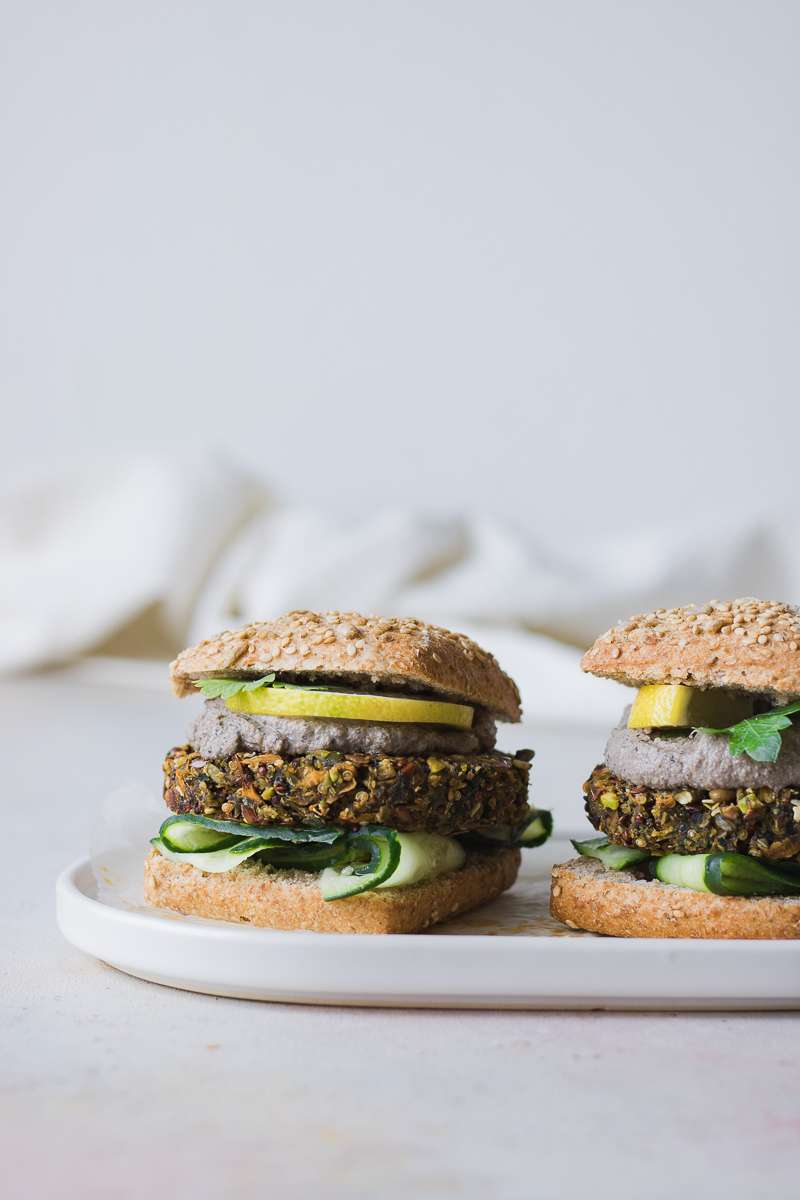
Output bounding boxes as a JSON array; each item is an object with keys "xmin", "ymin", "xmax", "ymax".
[
  {"xmin": 158, "ymin": 812, "xmax": 343, "ymax": 844},
  {"xmin": 470, "ymin": 808, "xmax": 553, "ymax": 849},
  {"xmin": 251, "ymin": 842, "xmax": 348, "ymax": 871},
  {"xmin": 375, "ymin": 833, "xmax": 465, "ymax": 889},
  {"xmin": 154, "ymin": 821, "xmax": 348, "ymax": 873},
  {"xmin": 472, "ymin": 824, "xmax": 517, "ymax": 844},
  {"xmin": 151, "ymin": 836, "xmax": 285, "ymax": 873},
  {"xmin": 655, "ymin": 851, "xmax": 800, "ymax": 896},
  {"xmin": 706, "ymin": 854, "xmax": 800, "ymax": 896},
  {"xmin": 159, "ymin": 818, "xmax": 242, "ymax": 854},
  {"xmin": 654, "ymin": 853, "xmax": 711, "ymax": 891},
  {"xmin": 520, "ymin": 810, "xmax": 553, "ymax": 848},
  {"xmin": 572, "ymin": 836, "xmax": 650, "ymax": 870},
  {"xmin": 319, "ymin": 829, "xmax": 401, "ymax": 900}
]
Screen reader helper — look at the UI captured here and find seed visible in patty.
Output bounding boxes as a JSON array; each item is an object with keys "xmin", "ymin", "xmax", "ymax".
[
  {"xmin": 163, "ymin": 744, "xmax": 531, "ymax": 836},
  {"xmin": 583, "ymin": 763, "xmax": 800, "ymax": 861}
]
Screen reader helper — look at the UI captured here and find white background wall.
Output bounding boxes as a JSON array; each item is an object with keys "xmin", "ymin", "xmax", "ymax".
[{"xmin": 2, "ymin": 1, "xmax": 798, "ymax": 540}]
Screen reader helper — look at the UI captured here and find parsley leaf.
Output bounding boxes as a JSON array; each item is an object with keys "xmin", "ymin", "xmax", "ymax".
[
  {"xmin": 699, "ymin": 700, "xmax": 800, "ymax": 764},
  {"xmin": 194, "ymin": 674, "xmax": 276, "ymax": 699},
  {"xmin": 194, "ymin": 675, "xmax": 334, "ymax": 699}
]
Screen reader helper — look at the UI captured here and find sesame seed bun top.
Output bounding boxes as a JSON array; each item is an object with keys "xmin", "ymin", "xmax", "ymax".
[
  {"xmin": 170, "ymin": 610, "xmax": 522, "ymax": 721},
  {"xmin": 581, "ymin": 598, "xmax": 800, "ymax": 699}
]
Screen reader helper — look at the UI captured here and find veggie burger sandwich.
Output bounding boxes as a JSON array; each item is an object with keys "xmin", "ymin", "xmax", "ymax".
[
  {"xmin": 145, "ymin": 611, "xmax": 551, "ymax": 933},
  {"xmin": 551, "ymin": 598, "xmax": 800, "ymax": 939}
]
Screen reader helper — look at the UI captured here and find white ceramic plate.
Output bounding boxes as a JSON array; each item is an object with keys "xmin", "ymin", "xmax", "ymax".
[{"xmin": 56, "ymin": 837, "xmax": 800, "ymax": 1010}]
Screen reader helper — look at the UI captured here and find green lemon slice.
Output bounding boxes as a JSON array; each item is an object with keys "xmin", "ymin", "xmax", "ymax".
[
  {"xmin": 628, "ymin": 684, "xmax": 753, "ymax": 730},
  {"xmin": 225, "ymin": 687, "xmax": 473, "ymax": 728}
]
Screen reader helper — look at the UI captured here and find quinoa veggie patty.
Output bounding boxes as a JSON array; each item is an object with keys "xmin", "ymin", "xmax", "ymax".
[
  {"xmin": 585, "ymin": 764, "xmax": 800, "ymax": 861},
  {"xmin": 164, "ymin": 744, "xmax": 531, "ymax": 835}
]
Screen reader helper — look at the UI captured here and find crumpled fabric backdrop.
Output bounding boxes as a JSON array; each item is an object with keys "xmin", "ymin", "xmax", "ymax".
[{"xmin": 3, "ymin": 452, "xmax": 799, "ymax": 725}]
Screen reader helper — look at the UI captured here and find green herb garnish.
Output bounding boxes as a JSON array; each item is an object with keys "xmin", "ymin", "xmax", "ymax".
[
  {"xmin": 194, "ymin": 674, "xmax": 276, "ymax": 700},
  {"xmin": 194, "ymin": 674, "xmax": 333, "ymax": 700},
  {"xmin": 699, "ymin": 701, "xmax": 800, "ymax": 764}
]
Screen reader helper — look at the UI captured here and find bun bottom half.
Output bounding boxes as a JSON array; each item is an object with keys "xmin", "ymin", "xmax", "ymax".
[
  {"xmin": 144, "ymin": 847, "xmax": 520, "ymax": 935},
  {"xmin": 550, "ymin": 856, "xmax": 800, "ymax": 939}
]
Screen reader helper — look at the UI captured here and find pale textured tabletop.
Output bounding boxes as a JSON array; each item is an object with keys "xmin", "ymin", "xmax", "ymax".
[{"xmin": 2, "ymin": 671, "xmax": 798, "ymax": 1199}]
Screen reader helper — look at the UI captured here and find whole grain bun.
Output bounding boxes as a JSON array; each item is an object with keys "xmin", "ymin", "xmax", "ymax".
[
  {"xmin": 581, "ymin": 598, "xmax": 800, "ymax": 699},
  {"xmin": 170, "ymin": 611, "xmax": 521, "ymax": 721},
  {"xmin": 550, "ymin": 856, "xmax": 800, "ymax": 939},
  {"xmin": 144, "ymin": 846, "xmax": 520, "ymax": 934}
]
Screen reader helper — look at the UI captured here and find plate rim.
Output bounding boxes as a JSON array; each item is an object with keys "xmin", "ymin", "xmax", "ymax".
[
  {"xmin": 56, "ymin": 854, "xmax": 800, "ymax": 1008},
  {"xmin": 57, "ymin": 853, "xmax": 800, "ymax": 957}
]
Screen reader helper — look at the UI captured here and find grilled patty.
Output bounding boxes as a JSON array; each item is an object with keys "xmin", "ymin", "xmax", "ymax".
[
  {"xmin": 585, "ymin": 764, "xmax": 800, "ymax": 861},
  {"xmin": 164, "ymin": 744, "xmax": 531, "ymax": 835}
]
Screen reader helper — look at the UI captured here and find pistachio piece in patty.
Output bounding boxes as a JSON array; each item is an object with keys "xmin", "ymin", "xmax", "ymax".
[
  {"xmin": 163, "ymin": 744, "xmax": 531, "ymax": 836},
  {"xmin": 584, "ymin": 763, "xmax": 800, "ymax": 861}
]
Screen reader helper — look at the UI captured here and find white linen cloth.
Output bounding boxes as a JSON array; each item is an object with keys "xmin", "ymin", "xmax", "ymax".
[
  {"xmin": 0, "ymin": 454, "xmax": 263, "ymax": 673},
  {"xmin": 2, "ymin": 454, "xmax": 798, "ymax": 725}
]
